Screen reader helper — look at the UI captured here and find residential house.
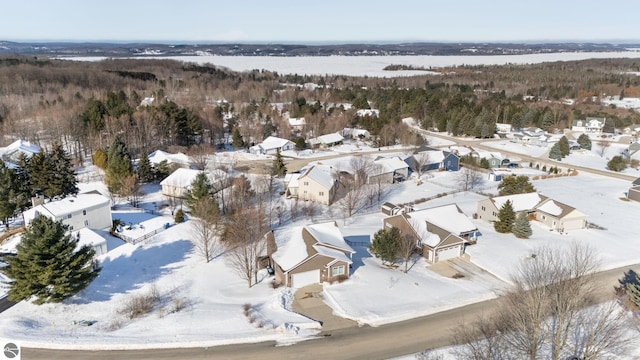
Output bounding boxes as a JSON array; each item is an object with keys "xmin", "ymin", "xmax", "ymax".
[
  {"xmin": 297, "ymin": 165, "xmax": 337, "ymax": 205},
  {"xmin": 470, "ymin": 149, "xmax": 506, "ymax": 168},
  {"xmin": 160, "ymin": 168, "xmax": 226, "ymax": 198},
  {"xmin": 147, "ymin": 149, "xmax": 193, "ymax": 169},
  {"xmin": 284, "ymin": 172, "xmax": 301, "ymax": 197},
  {"xmin": 249, "ymin": 136, "xmax": 295, "ymax": 155},
  {"xmin": 511, "ymin": 128, "xmax": 548, "ymax": 146},
  {"xmin": 369, "ymin": 156, "xmax": 409, "ymax": 184},
  {"xmin": 74, "ymin": 228, "xmax": 108, "ymax": 257},
  {"xmin": 269, "ymin": 221, "xmax": 355, "ymax": 288},
  {"xmin": 624, "ymin": 142, "xmax": 640, "ymax": 162},
  {"xmin": 316, "ymin": 132, "xmax": 344, "ymax": 148},
  {"xmin": 495, "ymin": 123, "xmax": 512, "ymax": 133},
  {"xmin": 477, "ymin": 192, "xmax": 587, "ymax": 232},
  {"xmin": 356, "ymin": 109, "xmax": 380, "ymax": 117},
  {"xmin": 627, "ymin": 177, "xmax": 640, "ymax": 202},
  {"xmin": 342, "ymin": 128, "xmax": 371, "ymax": 140},
  {"xmin": 405, "ymin": 146, "xmax": 460, "ymax": 173},
  {"xmin": 0, "ymin": 139, "xmax": 40, "ymax": 164},
  {"xmin": 288, "ymin": 117, "xmax": 306, "ymax": 132},
  {"xmin": 23, "ymin": 193, "xmax": 112, "ymax": 231},
  {"xmin": 383, "ymin": 204, "xmax": 473, "ymax": 263},
  {"xmin": 571, "ymin": 117, "xmax": 605, "ymax": 133}
]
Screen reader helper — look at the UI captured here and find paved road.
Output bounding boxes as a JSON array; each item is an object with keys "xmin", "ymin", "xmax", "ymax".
[
  {"xmin": 0, "ymin": 296, "xmax": 16, "ymax": 313},
  {"xmin": 22, "ymin": 263, "xmax": 638, "ymax": 360}
]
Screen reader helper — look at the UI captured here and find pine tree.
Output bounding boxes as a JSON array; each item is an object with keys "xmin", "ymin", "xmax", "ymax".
[
  {"xmin": 137, "ymin": 151, "xmax": 153, "ymax": 183},
  {"xmin": 549, "ymin": 143, "xmax": 562, "ymax": 160},
  {"xmin": 558, "ymin": 136, "xmax": 570, "ymax": 157},
  {"xmin": 498, "ymin": 175, "xmax": 536, "ymax": 196},
  {"xmin": 106, "ymin": 135, "xmax": 133, "ymax": 195},
  {"xmin": 28, "ymin": 151, "xmax": 54, "ymax": 199},
  {"xmin": 370, "ymin": 227, "xmax": 401, "ymax": 265},
  {"xmin": 627, "ymin": 273, "xmax": 640, "ymax": 309},
  {"xmin": 494, "ymin": 200, "xmax": 516, "ymax": 233},
  {"xmin": 1, "ymin": 216, "xmax": 100, "ymax": 304},
  {"xmin": 12, "ymin": 154, "xmax": 32, "ymax": 212},
  {"xmin": 232, "ymin": 128, "xmax": 245, "ymax": 149},
  {"xmin": 271, "ymin": 150, "xmax": 287, "ymax": 177},
  {"xmin": 185, "ymin": 172, "xmax": 212, "ymax": 216},
  {"xmin": 48, "ymin": 142, "xmax": 78, "ymax": 198},
  {"xmin": 0, "ymin": 161, "xmax": 16, "ymax": 228},
  {"xmin": 153, "ymin": 160, "xmax": 170, "ymax": 181},
  {"xmin": 174, "ymin": 208, "xmax": 185, "ymax": 223},
  {"xmin": 512, "ymin": 211, "xmax": 532, "ymax": 239},
  {"xmin": 607, "ymin": 155, "xmax": 627, "ymax": 172},
  {"xmin": 577, "ymin": 133, "xmax": 592, "ymax": 150}
]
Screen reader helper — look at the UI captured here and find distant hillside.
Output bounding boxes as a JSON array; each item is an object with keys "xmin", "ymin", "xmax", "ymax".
[{"xmin": 1, "ymin": 41, "xmax": 638, "ymax": 57}]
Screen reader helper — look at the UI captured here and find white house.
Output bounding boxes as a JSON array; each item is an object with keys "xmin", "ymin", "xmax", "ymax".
[
  {"xmin": 370, "ymin": 156, "xmax": 409, "ymax": 184},
  {"xmin": 356, "ymin": 109, "xmax": 380, "ymax": 117},
  {"xmin": 288, "ymin": 117, "xmax": 306, "ymax": 131},
  {"xmin": 297, "ymin": 165, "xmax": 337, "ymax": 205},
  {"xmin": 249, "ymin": 136, "xmax": 295, "ymax": 155},
  {"xmin": 74, "ymin": 228, "xmax": 108, "ymax": 257},
  {"xmin": 23, "ymin": 193, "xmax": 112, "ymax": 231},
  {"xmin": 342, "ymin": 128, "xmax": 371, "ymax": 140},
  {"xmin": 147, "ymin": 149, "xmax": 193, "ymax": 169},
  {"xmin": 316, "ymin": 133, "xmax": 344, "ymax": 147},
  {"xmin": 160, "ymin": 168, "xmax": 226, "ymax": 198},
  {"xmin": 0, "ymin": 139, "xmax": 40, "ymax": 164},
  {"xmin": 571, "ymin": 118, "xmax": 605, "ymax": 133}
]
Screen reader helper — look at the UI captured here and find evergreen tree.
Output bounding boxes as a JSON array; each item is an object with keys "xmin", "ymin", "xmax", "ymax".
[
  {"xmin": 232, "ymin": 128, "xmax": 245, "ymax": 149},
  {"xmin": 185, "ymin": 172, "xmax": 212, "ymax": 216},
  {"xmin": 106, "ymin": 135, "xmax": 133, "ymax": 195},
  {"xmin": 48, "ymin": 143, "xmax": 78, "ymax": 198},
  {"xmin": 174, "ymin": 208, "xmax": 185, "ymax": 223},
  {"xmin": 137, "ymin": 151, "xmax": 153, "ymax": 183},
  {"xmin": 494, "ymin": 200, "xmax": 516, "ymax": 233},
  {"xmin": 92, "ymin": 148, "xmax": 108, "ymax": 169},
  {"xmin": 28, "ymin": 151, "xmax": 54, "ymax": 199},
  {"xmin": 12, "ymin": 154, "xmax": 32, "ymax": 212},
  {"xmin": 498, "ymin": 175, "xmax": 536, "ymax": 196},
  {"xmin": 153, "ymin": 160, "xmax": 171, "ymax": 181},
  {"xmin": 577, "ymin": 133, "xmax": 592, "ymax": 150},
  {"xmin": 271, "ymin": 150, "xmax": 287, "ymax": 177},
  {"xmin": 627, "ymin": 272, "xmax": 640, "ymax": 309},
  {"xmin": 1, "ymin": 216, "xmax": 100, "ymax": 304},
  {"xmin": 607, "ymin": 155, "xmax": 627, "ymax": 172},
  {"xmin": 512, "ymin": 211, "xmax": 532, "ymax": 239},
  {"xmin": 558, "ymin": 136, "xmax": 570, "ymax": 157},
  {"xmin": 0, "ymin": 161, "xmax": 16, "ymax": 228},
  {"xmin": 370, "ymin": 227, "xmax": 401, "ymax": 265},
  {"xmin": 549, "ymin": 142, "xmax": 563, "ymax": 160}
]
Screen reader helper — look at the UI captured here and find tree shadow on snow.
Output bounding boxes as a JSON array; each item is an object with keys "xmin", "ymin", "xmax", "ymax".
[{"xmin": 70, "ymin": 239, "xmax": 193, "ymax": 304}]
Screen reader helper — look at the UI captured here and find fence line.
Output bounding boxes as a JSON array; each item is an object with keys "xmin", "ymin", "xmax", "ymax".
[{"xmin": 112, "ymin": 224, "xmax": 171, "ymax": 245}]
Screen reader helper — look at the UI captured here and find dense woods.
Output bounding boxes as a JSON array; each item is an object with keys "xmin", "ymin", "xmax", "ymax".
[{"xmin": 2, "ymin": 56, "xmax": 640, "ymax": 162}]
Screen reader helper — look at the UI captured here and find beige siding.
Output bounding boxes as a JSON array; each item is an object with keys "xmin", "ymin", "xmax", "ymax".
[
  {"xmin": 629, "ymin": 187, "xmax": 640, "ymax": 202},
  {"xmin": 298, "ymin": 178, "xmax": 334, "ymax": 205},
  {"xmin": 162, "ymin": 184, "xmax": 188, "ymax": 198},
  {"xmin": 476, "ymin": 198, "xmax": 498, "ymax": 222}
]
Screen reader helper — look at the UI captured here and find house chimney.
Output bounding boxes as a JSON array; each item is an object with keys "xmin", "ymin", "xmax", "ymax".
[{"xmin": 31, "ymin": 194, "xmax": 44, "ymax": 207}]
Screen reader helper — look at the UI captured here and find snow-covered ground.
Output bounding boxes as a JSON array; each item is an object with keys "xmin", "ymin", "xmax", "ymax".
[{"xmin": 0, "ymin": 141, "xmax": 639, "ymax": 351}]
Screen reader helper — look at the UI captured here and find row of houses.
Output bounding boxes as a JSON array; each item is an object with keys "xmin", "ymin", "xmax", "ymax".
[{"xmin": 267, "ymin": 190, "xmax": 588, "ymax": 288}]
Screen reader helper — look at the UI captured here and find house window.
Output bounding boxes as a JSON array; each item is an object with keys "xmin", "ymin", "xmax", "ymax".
[
  {"xmin": 84, "ymin": 220, "xmax": 89, "ymax": 226},
  {"xmin": 481, "ymin": 206, "xmax": 486, "ymax": 211},
  {"xmin": 319, "ymin": 191, "xmax": 324, "ymax": 196},
  {"xmin": 492, "ymin": 211, "xmax": 497, "ymax": 217},
  {"xmin": 83, "ymin": 210, "xmax": 87, "ymax": 216},
  {"xmin": 332, "ymin": 265, "xmax": 345, "ymax": 276},
  {"xmin": 542, "ymin": 215, "xmax": 546, "ymax": 220},
  {"xmin": 67, "ymin": 214, "xmax": 72, "ymax": 219},
  {"xmin": 304, "ymin": 182, "xmax": 309, "ymax": 186}
]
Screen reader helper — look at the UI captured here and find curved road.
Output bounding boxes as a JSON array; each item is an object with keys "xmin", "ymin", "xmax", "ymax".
[{"xmin": 23, "ymin": 264, "xmax": 638, "ymax": 360}]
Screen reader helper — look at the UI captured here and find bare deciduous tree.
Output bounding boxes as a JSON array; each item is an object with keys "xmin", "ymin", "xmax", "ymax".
[
  {"xmin": 458, "ymin": 166, "xmax": 484, "ymax": 191},
  {"xmin": 190, "ymin": 198, "xmax": 222, "ymax": 263},
  {"xmin": 411, "ymin": 151, "xmax": 432, "ymax": 177},
  {"xmin": 224, "ymin": 206, "xmax": 268, "ymax": 288},
  {"xmin": 596, "ymin": 139, "xmax": 611, "ymax": 158},
  {"xmin": 397, "ymin": 233, "xmax": 417, "ymax": 273}
]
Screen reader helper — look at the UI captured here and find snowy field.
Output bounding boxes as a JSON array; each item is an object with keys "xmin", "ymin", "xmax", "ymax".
[{"xmin": 63, "ymin": 51, "xmax": 640, "ymax": 77}]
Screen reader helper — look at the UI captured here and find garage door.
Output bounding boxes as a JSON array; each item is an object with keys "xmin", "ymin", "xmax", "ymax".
[
  {"xmin": 291, "ymin": 269, "xmax": 320, "ymax": 288},
  {"xmin": 561, "ymin": 219, "xmax": 585, "ymax": 232},
  {"xmin": 436, "ymin": 246, "xmax": 460, "ymax": 262}
]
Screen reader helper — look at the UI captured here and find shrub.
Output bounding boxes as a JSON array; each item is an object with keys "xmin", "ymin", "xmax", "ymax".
[
  {"xmin": 119, "ymin": 285, "xmax": 160, "ymax": 319},
  {"xmin": 174, "ymin": 208, "xmax": 185, "ymax": 223}
]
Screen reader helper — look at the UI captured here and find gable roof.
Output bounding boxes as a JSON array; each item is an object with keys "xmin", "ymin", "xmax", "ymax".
[
  {"xmin": 259, "ymin": 136, "xmax": 294, "ymax": 151},
  {"xmin": 160, "ymin": 168, "xmax": 203, "ymax": 188},
  {"xmin": 271, "ymin": 226, "xmax": 308, "ymax": 271},
  {"xmin": 305, "ymin": 221, "xmax": 354, "ymax": 253},
  {"xmin": 147, "ymin": 150, "xmax": 193, "ymax": 167},
  {"xmin": 288, "ymin": 117, "xmax": 306, "ymax": 127},
  {"xmin": 317, "ymin": 132, "xmax": 344, "ymax": 145},
  {"xmin": 374, "ymin": 156, "xmax": 408, "ymax": 173},
  {"xmin": 400, "ymin": 212, "xmax": 452, "ymax": 248},
  {"xmin": 490, "ymin": 192, "xmax": 547, "ymax": 212},
  {"xmin": 632, "ymin": 177, "xmax": 640, "ymax": 187},
  {"xmin": 535, "ymin": 198, "xmax": 583, "ymax": 219},
  {"xmin": 32, "ymin": 194, "xmax": 110, "ymax": 218},
  {"xmin": 299, "ymin": 165, "xmax": 335, "ymax": 190},
  {"xmin": 410, "ymin": 204, "xmax": 477, "ymax": 235}
]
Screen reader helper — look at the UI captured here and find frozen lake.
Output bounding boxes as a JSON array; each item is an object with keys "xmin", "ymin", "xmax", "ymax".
[{"xmin": 66, "ymin": 51, "xmax": 640, "ymax": 77}]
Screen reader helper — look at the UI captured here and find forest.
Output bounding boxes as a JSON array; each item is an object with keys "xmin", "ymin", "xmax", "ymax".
[{"xmin": 1, "ymin": 55, "xmax": 640, "ymax": 164}]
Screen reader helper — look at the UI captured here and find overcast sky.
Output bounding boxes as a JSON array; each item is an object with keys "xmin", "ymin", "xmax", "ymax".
[{"xmin": 2, "ymin": 0, "xmax": 639, "ymax": 43}]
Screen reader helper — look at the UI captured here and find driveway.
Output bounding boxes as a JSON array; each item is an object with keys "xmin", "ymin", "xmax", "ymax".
[
  {"xmin": 428, "ymin": 255, "xmax": 508, "ymax": 291},
  {"xmin": 292, "ymin": 284, "xmax": 358, "ymax": 333}
]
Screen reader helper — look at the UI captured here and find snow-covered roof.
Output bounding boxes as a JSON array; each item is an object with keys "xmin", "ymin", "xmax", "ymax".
[
  {"xmin": 74, "ymin": 228, "xmax": 107, "ymax": 250},
  {"xmin": 148, "ymin": 150, "xmax": 193, "ymax": 167},
  {"xmin": 305, "ymin": 222, "xmax": 354, "ymax": 253},
  {"xmin": 313, "ymin": 244, "xmax": 352, "ymax": 264},
  {"xmin": 160, "ymin": 168, "xmax": 203, "ymax": 188},
  {"xmin": 259, "ymin": 136, "xmax": 294, "ymax": 151},
  {"xmin": 299, "ymin": 165, "xmax": 335, "ymax": 190},
  {"xmin": 271, "ymin": 226, "xmax": 308, "ymax": 272},
  {"xmin": 317, "ymin": 132, "xmax": 344, "ymax": 145},
  {"xmin": 402, "ymin": 213, "xmax": 442, "ymax": 247},
  {"xmin": 374, "ymin": 156, "xmax": 408, "ymax": 173},
  {"xmin": 288, "ymin": 117, "xmax": 306, "ymax": 127},
  {"xmin": 284, "ymin": 173, "xmax": 301, "ymax": 188},
  {"xmin": 356, "ymin": 109, "xmax": 380, "ymax": 117},
  {"xmin": 536, "ymin": 199, "xmax": 563, "ymax": 216},
  {"xmin": 35, "ymin": 194, "xmax": 110, "ymax": 217},
  {"xmin": 491, "ymin": 192, "xmax": 545, "ymax": 212},
  {"xmin": 0, "ymin": 139, "xmax": 40, "ymax": 160},
  {"xmin": 410, "ymin": 204, "xmax": 477, "ymax": 235}
]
